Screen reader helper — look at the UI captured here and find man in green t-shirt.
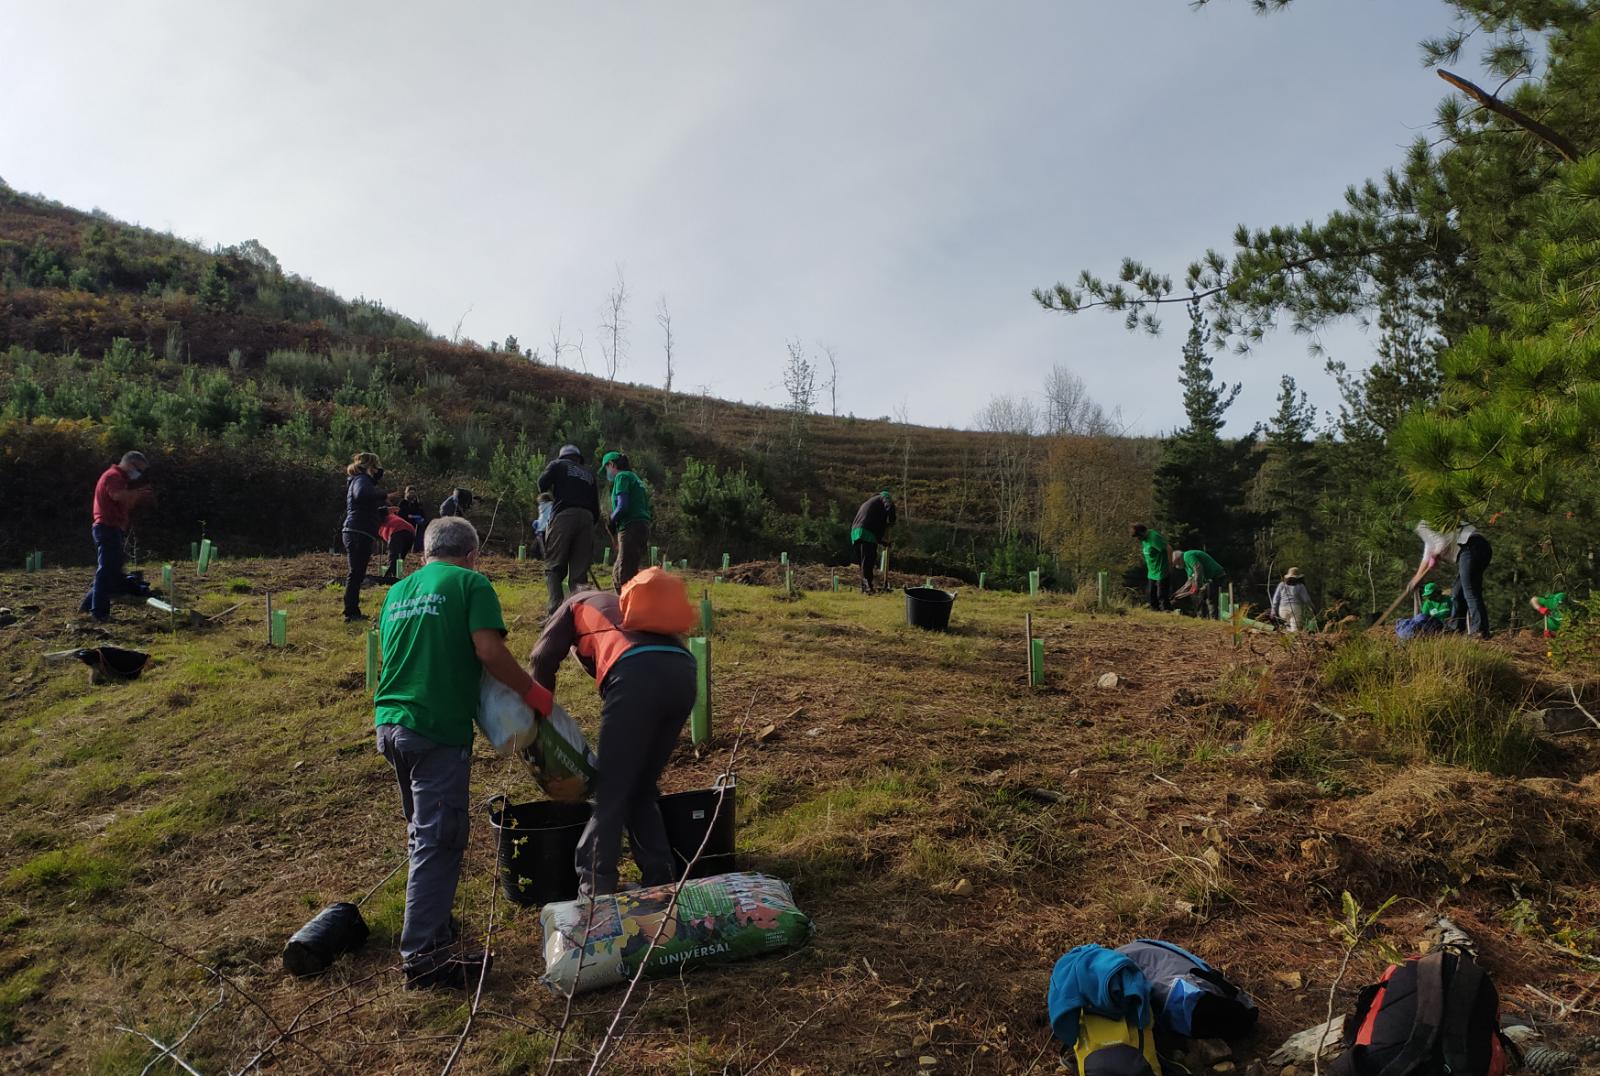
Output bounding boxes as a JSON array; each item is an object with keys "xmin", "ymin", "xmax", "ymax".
[
  {"xmin": 1172, "ymin": 547, "xmax": 1227, "ymax": 619},
  {"xmin": 850, "ymin": 491, "xmax": 897, "ymax": 593},
  {"xmin": 601, "ymin": 451, "xmax": 652, "ymax": 591},
  {"xmin": 374, "ymin": 516, "xmax": 553, "ymax": 990},
  {"xmin": 1131, "ymin": 523, "xmax": 1169, "ymax": 611}
]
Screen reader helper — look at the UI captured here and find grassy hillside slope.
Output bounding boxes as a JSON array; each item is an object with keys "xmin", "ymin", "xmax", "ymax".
[{"xmin": 0, "ymin": 182, "xmax": 1046, "ymax": 577}]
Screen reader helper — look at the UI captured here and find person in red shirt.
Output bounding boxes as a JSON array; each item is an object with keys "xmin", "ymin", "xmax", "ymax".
[
  {"xmin": 378, "ymin": 508, "xmax": 417, "ymax": 582},
  {"xmin": 78, "ymin": 451, "xmax": 153, "ymax": 622}
]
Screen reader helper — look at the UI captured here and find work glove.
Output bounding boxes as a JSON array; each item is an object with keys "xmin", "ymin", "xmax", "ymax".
[{"xmin": 521, "ymin": 681, "xmax": 554, "ymax": 720}]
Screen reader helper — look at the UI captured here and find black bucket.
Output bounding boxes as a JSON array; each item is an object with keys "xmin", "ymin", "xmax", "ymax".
[
  {"xmin": 486, "ymin": 796, "xmax": 592, "ymax": 906},
  {"xmin": 659, "ymin": 778, "xmax": 737, "ymax": 880},
  {"xmin": 904, "ymin": 586, "xmax": 955, "ymax": 631},
  {"xmin": 282, "ymin": 902, "xmax": 370, "ymax": 977}
]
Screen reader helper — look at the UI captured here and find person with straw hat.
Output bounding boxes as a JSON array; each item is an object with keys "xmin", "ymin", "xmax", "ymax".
[{"xmin": 1271, "ymin": 567, "xmax": 1312, "ymax": 633}]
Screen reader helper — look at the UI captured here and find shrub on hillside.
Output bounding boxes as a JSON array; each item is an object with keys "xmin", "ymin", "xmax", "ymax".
[{"xmin": 676, "ymin": 458, "xmax": 770, "ymax": 561}]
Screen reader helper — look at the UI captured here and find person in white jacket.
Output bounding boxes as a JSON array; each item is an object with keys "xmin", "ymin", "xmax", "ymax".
[{"xmin": 1270, "ymin": 567, "xmax": 1312, "ymax": 632}]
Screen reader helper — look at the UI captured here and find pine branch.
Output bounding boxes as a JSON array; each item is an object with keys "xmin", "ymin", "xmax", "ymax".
[{"xmin": 1436, "ymin": 69, "xmax": 1580, "ymax": 163}]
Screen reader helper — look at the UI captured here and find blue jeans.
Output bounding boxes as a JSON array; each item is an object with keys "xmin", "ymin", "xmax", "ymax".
[
  {"xmin": 377, "ymin": 724, "xmax": 472, "ymax": 973},
  {"xmin": 1451, "ymin": 534, "xmax": 1492, "ymax": 637},
  {"xmin": 80, "ymin": 525, "xmax": 126, "ymax": 620}
]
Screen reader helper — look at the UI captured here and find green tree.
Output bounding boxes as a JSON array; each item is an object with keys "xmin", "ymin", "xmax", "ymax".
[
  {"xmin": 197, "ymin": 262, "xmax": 236, "ymax": 311},
  {"xmin": 1152, "ymin": 300, "xmax": 1257, "ymax": 574}
]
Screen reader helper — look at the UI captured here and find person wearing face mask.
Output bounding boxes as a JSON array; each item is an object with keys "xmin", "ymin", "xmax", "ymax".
[
  {"xmin": 78, "ymin": 450, "xmax": 154, "ymax": 622},
  {"xmin": 342, "ymin": 452, "xmax": 394, "ymax": 623}
]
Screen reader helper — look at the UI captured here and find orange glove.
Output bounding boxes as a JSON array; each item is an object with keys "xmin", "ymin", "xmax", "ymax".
[{"xmin": 521, "ymin": 681, "xmax": 553, "ymax": 719}]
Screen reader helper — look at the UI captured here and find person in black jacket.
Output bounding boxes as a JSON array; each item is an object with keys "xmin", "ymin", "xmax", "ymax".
[
  {"xmin": 536, "ymin": 444, "xmax": 601, "ymax": 616},
  {"xmin": 342, "ymin": 452, "xmax": 392, "ymax": 622},
  {"xmin": 397, "ymin": 485, "xmax": 427, "ymax": 534},
  {"xmin": 439, "ymin": 488, "xmax": 473, "ymax": 519},
  {"xmin": 850, "ymin": 490, "xmax": 897, "ymax": 594}
]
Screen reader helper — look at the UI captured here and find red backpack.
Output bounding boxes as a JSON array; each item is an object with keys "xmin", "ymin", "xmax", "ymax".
[{"xmin": 1329, "ymin": 950, "xmax": 1514, "ymax": 1076}]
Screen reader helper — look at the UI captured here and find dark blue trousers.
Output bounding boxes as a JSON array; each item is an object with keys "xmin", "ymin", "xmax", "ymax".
[
  {"xmin": 80, "ymin": 525, "xmax": 126, "ymax": 621},
  {"xmin": 1450, "ymin": 534, "xmax": 1492, "ymax": 637}
]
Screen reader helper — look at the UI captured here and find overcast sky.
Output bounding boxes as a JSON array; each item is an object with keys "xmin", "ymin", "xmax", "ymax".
[{"xmin": 1, "ymin": 0, "xmax": 1457, "ymax": 434}]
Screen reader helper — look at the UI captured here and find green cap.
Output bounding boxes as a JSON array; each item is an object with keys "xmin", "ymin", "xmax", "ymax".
[
  {"xmin": 601, "ymin": 451, "xmax": 622, "ymax": 468},
  {"xmin": 880, "ymin": 490, "xmax": 892, "ymax": 500},
  {"xmin": 1422, "ymin": 582, "xmax": 1438, "ymax": 597}
]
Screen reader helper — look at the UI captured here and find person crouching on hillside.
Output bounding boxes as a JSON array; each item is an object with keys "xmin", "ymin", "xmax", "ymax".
[
  {"xmin": 850, "ymin": 490, "xmax": 897, "ymax": 594},
  {"xmin": 530, "ymin": 580, "xmax": 695, "ymax": 897},
  {"xmin": 375, "ymin": 516, "xmax": 553, "ymax": 989},
  {"xmin": 342, "ymin": 452, "xmax": 394, "ymax": 623},
  {"xmin": 1171, "ymin": 547, "xmax": 1226, "ymax": 620},
  {"xmin": 79, "ymin": 450, "xmax": 154, "ymax": 623},
  {"xmin": 379, "ymin": 508, "xmax": 417, "ymax": 582},
  {"xmin": 1130, "ymin": 523, "xmax": 1168, "ymax": 611},
  {"xmin": 439, "ymin": 487, "xmax": 473, "ymax": 519},
  {"xmin": 602, "ymin": 452, "xmax": 652, "ymax": 591}
]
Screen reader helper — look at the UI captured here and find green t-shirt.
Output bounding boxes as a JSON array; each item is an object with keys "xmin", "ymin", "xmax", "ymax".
[
  {"xmin": 1536, "ymin": 591, "xmax": 1566, "ymax": 633},
  {"xmin": 1140, "ymin": 530, "xmax": 1168, "ymax": 581},
  {"xmin": 1181, "ymin": 549, "xmax": 1225, "ymax": 584},
  {"xmin": 375, "ymin": 561, "xmax": 507, "ymax": 747},
  {"xmin": 1421, "ymin": 598, "xmax": 1452, "ymax": 620},
  {"xmin": 610, "ymin": 470, "xmax": 653, "ymax": 526}
]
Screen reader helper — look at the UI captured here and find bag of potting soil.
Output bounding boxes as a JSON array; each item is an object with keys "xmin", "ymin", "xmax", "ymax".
[
  {"xmin": 519, "ymin": 703, "xmax": 598, "ymax": 803},
  {"xmin": 538, "ymin": 871, "xmax": 813, "ymax": 995},
  {"xmin": 1116, "ymin": 939, "xmax": 1257, "ymax": 1039}
]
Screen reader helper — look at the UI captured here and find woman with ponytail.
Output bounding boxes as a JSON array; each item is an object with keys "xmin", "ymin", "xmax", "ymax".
[{"xmin": 342, "ymin": 452, "xmax": 390, "ymax": 622}]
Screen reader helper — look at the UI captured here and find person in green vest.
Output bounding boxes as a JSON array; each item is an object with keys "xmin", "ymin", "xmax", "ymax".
[
  {"xmin": 1171, "ymin": 547, "xmax": 1226, "ymax": 619},
  {"xmin": 601, "ymin": 451, "xmax": 652, "ymax": 591},
  {"xmin": 1130, "ymin": 523, "xmax": 1169, "ymax": 611},
  {"xmin": 850, "ymin": 490, "xmax": 897, "ymax": 594},
  {"xmin": 1420, "ymin": 582, "xmax": 1452, "ymax": 621},
  {"xmin": 1530, "ymin": 591, "xmax": 1567, "ymax": 638}
]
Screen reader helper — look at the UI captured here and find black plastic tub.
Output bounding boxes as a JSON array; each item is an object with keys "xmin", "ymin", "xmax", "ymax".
[
  {"xmin": 904, "ymin": 586, "xmax": 955, "ymax": 631},
  {"xmin": 659, "ymin": 778, "xmax": 737, "ymax": 880},
  {"xmin": 282, "ymin": 902, "xmax": 369, "ymax": 977},
  {"xmin": 486, "ymin": 796, "xmax": 592, "ymax": 906}
]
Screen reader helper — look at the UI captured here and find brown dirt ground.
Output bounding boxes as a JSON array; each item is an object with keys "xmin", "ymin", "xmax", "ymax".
[{"xmin": 2, "ymin": 559, "xmax": 1600, "ymax": 1074}]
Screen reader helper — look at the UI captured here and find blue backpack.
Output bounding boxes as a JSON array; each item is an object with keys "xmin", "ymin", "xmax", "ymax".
[{"xmin": 1116, "ymin": 940, "xmax": 1258, "ymax": 1039}]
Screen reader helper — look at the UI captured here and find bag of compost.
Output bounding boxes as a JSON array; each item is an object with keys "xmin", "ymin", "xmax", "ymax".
[
  {"xmin": 539, "ymin": 872, "xmax": 813, "ymax": 995},
  {"xmin": 477, "ymin": 673, "xmax": 541, "ymax": 755},
  {"xmin": 519, "ymin": 703, "xmax": 598, "ymax": 803}
]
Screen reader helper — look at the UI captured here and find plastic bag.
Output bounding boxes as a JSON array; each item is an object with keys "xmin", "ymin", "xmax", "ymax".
[
  {"xmin": 539, "ymin": 872, "xmax": 813, "ymax": 995},
  {"xmin": 477, "ymin": 673, "xmax": 541, "ymax": 756},
  {"xmin": 521, "ymin": 703, "xmax": 598, "ymax": 803}
]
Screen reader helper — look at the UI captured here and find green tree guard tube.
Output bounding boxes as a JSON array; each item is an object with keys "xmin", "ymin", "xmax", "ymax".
[
  {"xmin": 689, "ymin": 636, "xmax": 711, "ymax": 745},
  {"xmin": 1030, "ymin": 638, "xmax": 1045, "ymax": 687},
  {"xmin": 197, "ymin": 539, "xmax": 213, "ymax": 576},
  {"xmin": 366, "ymin": 630, "xmax": 379, "ymax": 693},
  {"xmin": 271, "ymin": 610, "xmax": 288, "ymax": 647}
]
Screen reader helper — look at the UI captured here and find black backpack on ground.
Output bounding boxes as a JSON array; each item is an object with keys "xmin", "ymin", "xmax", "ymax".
[{"xmin": 1329, "ymin": 950, "xmax": 1514, "ymax": 1076}]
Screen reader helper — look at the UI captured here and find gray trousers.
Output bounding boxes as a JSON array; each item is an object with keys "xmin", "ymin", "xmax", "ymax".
[
  {"xmin": 613, "ymin": 520, "xmax": 650, "ymax": 592},
  {"xmin": 544, "ymin": 507, "xmax": 596, "ymax": 614},
  {"xmin": 377, "ymin": 724, "xmax": 471, "ymax": 972},
  {"xmin": 577, "ymin": 650, "xmax": 697, "ymax": 896}
]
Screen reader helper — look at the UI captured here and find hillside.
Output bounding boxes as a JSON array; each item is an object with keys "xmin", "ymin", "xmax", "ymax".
[{"xmin": 0, "ymin": 182, "xmax": 1039, "ymax": 579}]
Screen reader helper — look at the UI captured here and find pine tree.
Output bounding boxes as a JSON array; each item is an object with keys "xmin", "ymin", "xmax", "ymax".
[{"xmin": 1153, "ymin": 300, "xmax": 1257, "ymax": 575}]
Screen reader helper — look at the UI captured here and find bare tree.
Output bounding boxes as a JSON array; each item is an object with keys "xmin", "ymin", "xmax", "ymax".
[
  {"xmin": 782, "ymin": 339, "xmax": 816, "ymax": 414},
  {"xmin": 657, "ymin": 295, "xmax": 675, "ymax": 393},
  {"xmin": 451, "ymin": 304, "xmax": 474, "ymax": 345},
  {"xmin": 599, "ymin": 265, "xmax": 628, "ymax": 381},
  {"xmin": 974, "ymin": 394, "xmax": 1041, "ymax": 545},
  {"xmin": 782, "ymin": 339, "xmax": 817, "ymax": 451},
  {"xmin": 1042, "ymin": 364, "xmax": 1116, "ymax": 436},
  {"xmin": 547, "ymin": 316, "xmax": 570, "ymax": 369},
  {"xmin": 819, "ymin": 342, "xmax": 839, "ymax": 416}
]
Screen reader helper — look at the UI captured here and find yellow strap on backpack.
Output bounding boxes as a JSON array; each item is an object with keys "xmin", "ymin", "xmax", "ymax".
[
  {"xmin": 1074, "ymin": 1012, "xmax": 1162, "ymax": 1075},
  {"xmin": 619, "ymin": 566, "xmax": 697, "ymax": 636}
]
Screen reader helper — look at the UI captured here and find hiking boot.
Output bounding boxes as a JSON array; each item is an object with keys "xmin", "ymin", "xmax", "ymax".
[{"xmin": 404, "ymin": 949, "xmax": 492, "ymax": 991}]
